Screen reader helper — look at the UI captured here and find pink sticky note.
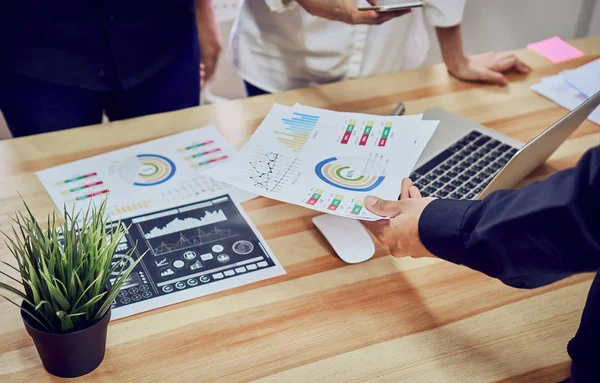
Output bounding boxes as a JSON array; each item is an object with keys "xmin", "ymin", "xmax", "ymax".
[{"xmin": 527, "ymin": 36, "xmax": 584, "ymax": 63}]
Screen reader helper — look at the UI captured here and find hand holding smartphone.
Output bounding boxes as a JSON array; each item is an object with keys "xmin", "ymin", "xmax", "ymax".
[{"xmin": 358, "ymin": 1, "xmax": 423, "ymax": 13}]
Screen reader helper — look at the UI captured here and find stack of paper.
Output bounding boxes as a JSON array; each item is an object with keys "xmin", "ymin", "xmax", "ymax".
[
  {"xmin": 208, "ymin": 104, "xmax": 439, "ymax": 220},
  {"xmin": 37, "ymin": 126, "xmax": 256, "ymax": 219},
  {"xmin": 531, "ymin": 58, "xmax": 600, "ymax": 125}
]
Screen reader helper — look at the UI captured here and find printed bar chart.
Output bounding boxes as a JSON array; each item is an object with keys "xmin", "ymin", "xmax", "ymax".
[
  {"xmin": 55, "ymin": 172, "xmax": 98, "ymax": 186},
  {"xmin": 359, "ymin": 121, "xmax": 373, "ymax": 146},
  {"xmin": 350, "ymin": 201, "xmax": 364, "ymax": 215},
  {"xmin": 178, "ymin": 140, "xmax": 215, "ymax": 152},
  {"xmin": 114, "ymin": 200, "xmax": 152, "ymax": 215},
  {"xmin": 306, "ymin": 189, "xmax": 324, "ymax": 205},
  {"xmin": 190, "ymin": 155, "xmax": 229, "ymax": 168},
  {"xmin": 60, "ymin": 180, "xmax": 104, "ymax": 195},
  {"xmin": 328, "ymin": 195, "xmax": 343, "ymax": 211},
  {"xmin": 378, "ymin": 122, "xmax": 392, "ymax": 147},
  {"xmin": 276, "ymin": 112, "xmax": 320, "ymax": 152},
  {"xmin": 341, "ymin": 119, "xmax": 355, "ymax": 144},
  {"xmin": 184, "ymin": 147, "xmax": 222, "ymax": 160},
  {"xmin": 66, "ymin": 189, "xmax": 109, "ymax": 203}
]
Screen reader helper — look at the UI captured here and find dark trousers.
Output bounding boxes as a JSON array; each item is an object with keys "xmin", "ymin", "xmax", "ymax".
[
  {"xmin": 244, "ymin": 80, "xmax": 270, "ymax": 98},
  {"xmin": 0, "ymin": 42, "xmax": 200, "ymax": 138},
  {"xmin": 568, "ymin": 270, "xmax": 600, "ymax": 382}
]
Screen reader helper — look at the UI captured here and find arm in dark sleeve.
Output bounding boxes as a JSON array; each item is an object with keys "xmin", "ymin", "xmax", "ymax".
[{"xmin": 418, "ymin": 145, "xmax": 600, "ymax": 288}]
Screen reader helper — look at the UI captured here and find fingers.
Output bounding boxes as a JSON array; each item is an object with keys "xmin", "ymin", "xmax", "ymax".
[
  {"xmin": 368, "ymin": 9, "xmax": 410, "ymax": 25},
  {"xmin": 373, "ymin": 9, "xmax": 410, "ymax": 24},
  {"xmin": 491, "ymin": 53, "xmax": 531, "ymax": 74},
  {"xmin": 365, "ymin": 196, "xmax": 404, "ymax": 217},
  {"xmin": 409, "ymin": 185, "xmax": 422, "ymax": 198},
  {"xmin": 204, "ymin": 59, "xmax": 218, "ymax": 82},
  {"xmin": 350, "ymin": 9, "xmax": 409, "ymax": 25},
  {"xmin": 479, "ymin": 68, "xmax": 508, "ymax": 86},
  {"xmin": 367, "ymin": 0, "xmax": 379, "ymax": 5},
  {"xmin": 493, "ymin": 55, "xmax": 519, "ymax": 72},
  {"xmin": 400, "ymin": 177, "xmax": 412, "ymax": 200},
  {"xmin": 361, "ymin": 219, "xmax": 387, "ymax": 237},
  {"xmin": 350, "ymin": 10, "xmax": 378, "ymax": 24},
  {"xmin": 514, "ymin": 58, "xmax": 531, "ymax": 73}
]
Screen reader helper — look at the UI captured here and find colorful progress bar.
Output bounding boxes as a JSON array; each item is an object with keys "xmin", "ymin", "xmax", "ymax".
[
  {"xmin": 327, "ymin": 195, "xmax": 343, "ymax": 211},
  {"xmin": 61, "ymin": 180, "xmax": 104, "ymax": 195},
  {"xmin": 178, "ymin": 140, "xmax": 215, "ymax": 152},
  {"xmin": 359, "ymin": 121, "xmax": 373, "ymax": 146},
  {"xmin": 190, "ymin": 155, "xmax": 229, "ymax": 168},
  {"xmin": 55, "ymin": 172, "xmax": 97, "ymax": 186},
  {"xmin": 341, "ymin": 120, "xmax": 355, "ymax": 144},
  {"xmin": 66, "ymin": 189, "xmax": 109, "ymax": 203},
  {"xmin": 306, "ymin": 189, "xmax": 324, "ymax": 205},
  {"xmin": 350, "ymin": 201, "xmax": 364, "ymax": 215},
  {"xmin": 114, "ymin": 200, "xmax": 152, "ymax": 215},
  {"xmin": 378, "ymin": 122, "xmax": 392, "ymax": 147},
  {"xmin": 277, "ymin": 112, "xmax": 320, "ymax": 152},
  {"xmin": 184, "ymin": 147, "xmax": 222, "ymax": 160}
]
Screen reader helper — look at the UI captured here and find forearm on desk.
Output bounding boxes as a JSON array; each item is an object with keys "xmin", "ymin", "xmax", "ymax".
[
  {"xmin": 435, "ymin": 24, "xmax": 468, "ymax": 74},
  {"xmin": 418, "ymin": 146, "xmax": 600, "ymax": 288}
]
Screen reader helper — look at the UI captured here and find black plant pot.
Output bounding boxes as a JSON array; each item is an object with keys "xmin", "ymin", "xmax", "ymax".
[{"xmin": 21, "ymin": 306, "xmax": 111, "ymax": 378}]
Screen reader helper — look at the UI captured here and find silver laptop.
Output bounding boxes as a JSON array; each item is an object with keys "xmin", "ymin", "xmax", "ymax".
[{"xmin": 410, "ymin": 90, "xmax": 600, "ymax": 200}]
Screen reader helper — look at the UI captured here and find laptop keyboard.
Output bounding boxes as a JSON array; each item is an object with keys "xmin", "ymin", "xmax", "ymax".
[{"xmin": 409, "ymin": 131, "xmax": 518, "ymax": 200}]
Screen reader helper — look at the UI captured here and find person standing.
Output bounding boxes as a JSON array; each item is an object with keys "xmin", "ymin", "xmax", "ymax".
[
  {"xmin": 230, "ymin": 0, "xmax": 531, "ymax": 97},
  {"xmin": 362, "ymin": 146, "xmax": 600, "ymax": 382},
  {"xmin": 0, "ymin": 0, "xmax": 222, "ymax": 138}
]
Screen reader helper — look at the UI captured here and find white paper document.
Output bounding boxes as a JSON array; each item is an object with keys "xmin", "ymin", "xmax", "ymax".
[
  {"xmin": 531, "ymin": 59, "xmax": 600, "ymax": 125},
  {"xmin": 37, "ymin": 126, "xmax": 255, "ymax": 218},
  {"xmin": 563, "ymin": 58, "xmax": 600, "ymax": 98},
  {"xmin": 208, "ymin": 104, "xmax": 439, "ymax": 220},
  {"xmin": 107, "ymin": 194, "xmax": 285, "ymax": 320}
]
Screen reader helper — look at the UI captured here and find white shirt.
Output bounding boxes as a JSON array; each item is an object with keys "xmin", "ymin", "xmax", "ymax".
[{"xmin": 229, "ymin": 0, "xmax": 466, "ymax": 93}]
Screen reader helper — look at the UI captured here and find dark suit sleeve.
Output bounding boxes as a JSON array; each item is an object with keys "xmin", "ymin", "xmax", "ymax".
[{"xmin": 418, "ymin": 145, "xmax": 600, "ymax": 289}]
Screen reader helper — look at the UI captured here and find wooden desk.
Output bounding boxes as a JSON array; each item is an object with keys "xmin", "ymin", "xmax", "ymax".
[{"xmin": 1, "ymin": 36, "xmax": 599, "ymax": 382}]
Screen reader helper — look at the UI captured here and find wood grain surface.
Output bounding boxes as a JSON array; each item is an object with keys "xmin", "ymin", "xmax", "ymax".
[{"xmin": 1, "ymin": 36, "xmax": 599, "ymax": 383}]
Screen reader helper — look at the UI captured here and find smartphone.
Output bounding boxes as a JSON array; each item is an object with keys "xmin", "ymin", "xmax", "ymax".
[{"xmin": 358, "ymin": 1, "xmax": 424, "ymax": 12}]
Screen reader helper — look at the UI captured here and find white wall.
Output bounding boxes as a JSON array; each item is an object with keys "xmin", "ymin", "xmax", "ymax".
[
  {"xmin": 1, "ymin": 0, "xmax": 598, "ymax": 140},
  {"xmin": 207, "ymin": 0, "xmax": 599, "ymax": 100},
  {"xmin": 590, "ymin": 0, "xmax": 600, "ymax": 35},
  {"xmin": 423, "ymin": 0, "xmax": 599, "ymax": 66}
]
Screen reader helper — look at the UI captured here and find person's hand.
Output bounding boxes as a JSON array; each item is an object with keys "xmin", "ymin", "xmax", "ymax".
[
  {"xmin": 196, "ymin": 2, "xmax": 222, "ymax": 86},
  {"xmin": 198, "ymin": 28, "xmax": 222, "ymax": 86},
  {"xmin": 296, "ymin": 0, "xmax": 410, "ymax": 25},
  {"xmin": 447, "ymin": 52, "xmax": 531, "ymax": 86},
  {"xmin": 362, "ymin": 178, "xmax": 437, "ymax": 258},
  {"xmin": 200, "ymin": 63, "xmax": 206, "ymax": 87}
]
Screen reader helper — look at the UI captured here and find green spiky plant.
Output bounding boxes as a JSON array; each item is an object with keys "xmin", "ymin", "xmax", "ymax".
[{"xmin": 0, "ymin": 200, "xmax": 143, "ymax": 333}]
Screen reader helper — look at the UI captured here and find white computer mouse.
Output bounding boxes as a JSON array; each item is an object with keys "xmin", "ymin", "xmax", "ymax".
[{"xmin": 313, "ymin": 214, "xmax": 375, "ymax": 264}]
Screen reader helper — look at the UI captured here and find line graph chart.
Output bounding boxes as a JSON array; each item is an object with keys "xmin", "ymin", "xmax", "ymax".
[
  {"xmin": 231, "ymin": 150, "xmax": 301, "ymax": 193},
  {"xmin": 139, "ymin": 209, "xmax": 228, "ymax": 239},
  {"xmin": 151, "ymin": 227, "xmax": 237, "ymax": 256}
]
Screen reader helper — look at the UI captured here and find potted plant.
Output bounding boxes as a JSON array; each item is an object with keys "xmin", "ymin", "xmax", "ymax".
[{"xmin": 0, "ymin": 201, "xmax": 143, "ymax": 378}]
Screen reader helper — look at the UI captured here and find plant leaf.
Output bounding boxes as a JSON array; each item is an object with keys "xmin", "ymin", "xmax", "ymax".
[
  {"xmin": 0, "ymin": 281, "xmax": 27, "ymax": 300},
  {"xmin": 0, "ymin": 269, "xmax": 23, "ymax": 285}
]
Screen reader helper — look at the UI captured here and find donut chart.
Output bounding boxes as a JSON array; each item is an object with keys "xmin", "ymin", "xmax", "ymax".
[
  {"xmin": 118, "ymin": 154, "xmax": 176, "ymax": 187},
  {"xmin": 314, "ymin": 157, "xmax": 385, "ymax": 192}
]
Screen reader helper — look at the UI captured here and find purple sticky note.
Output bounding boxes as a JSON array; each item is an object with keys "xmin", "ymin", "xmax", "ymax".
[{"xmin": 528, "ymin": 36, "xmax": 584, "ymax": 63}]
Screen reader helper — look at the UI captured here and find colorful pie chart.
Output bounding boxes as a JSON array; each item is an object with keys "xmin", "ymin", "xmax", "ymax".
[
  {"xmin": 314, "ymin": 157, "xmax": 385, "ymax": 192},
  {"xmin": 118, "ymin": 154, "xmax": 176, "ymax": 186}
]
